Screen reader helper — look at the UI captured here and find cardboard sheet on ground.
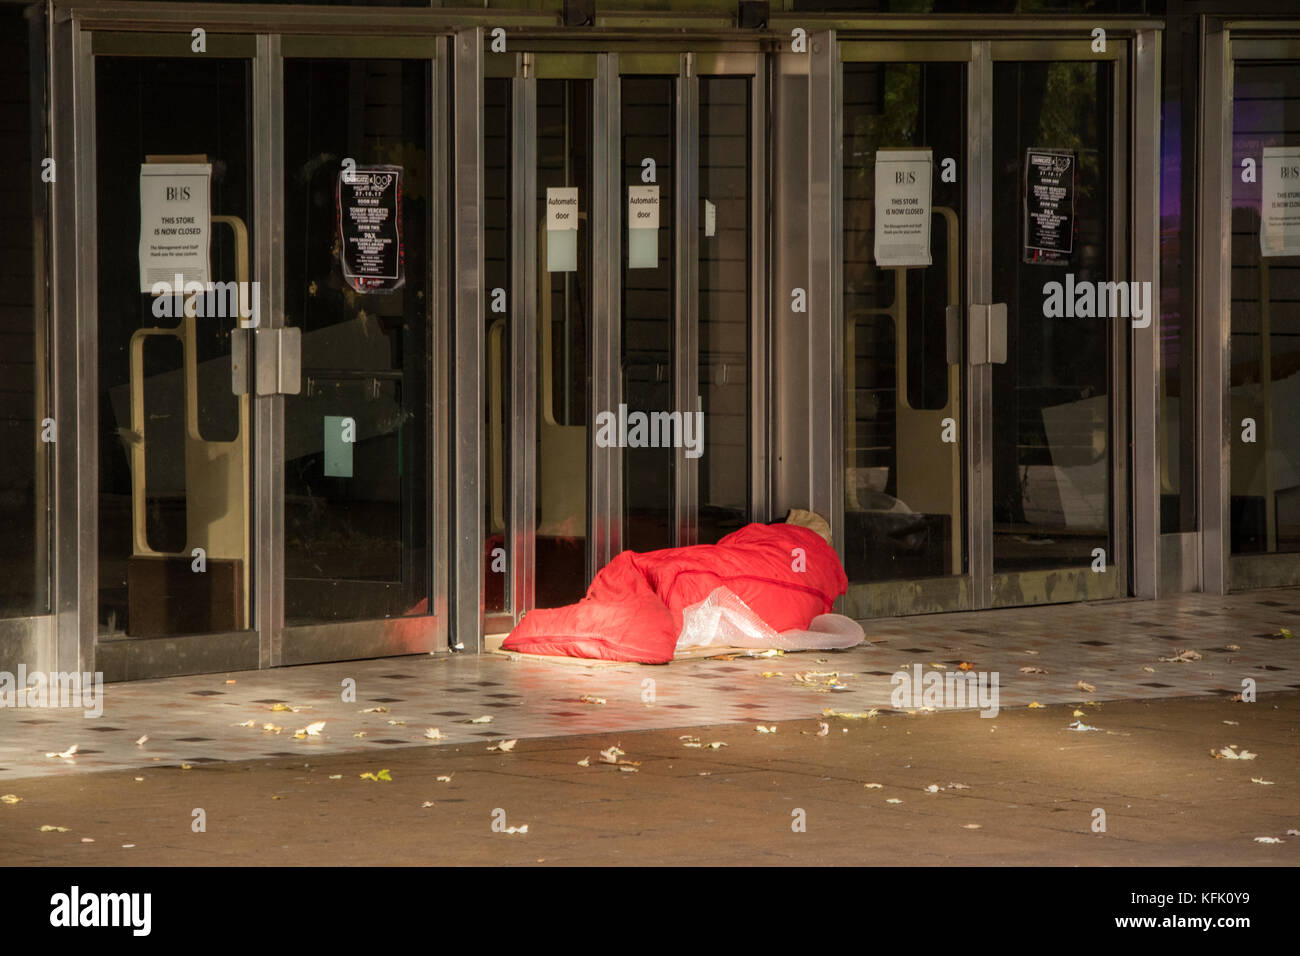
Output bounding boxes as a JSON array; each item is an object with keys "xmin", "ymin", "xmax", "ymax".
[{"xmin": 502, "ymin": 523, "xmax": 855, "ymax": 664}]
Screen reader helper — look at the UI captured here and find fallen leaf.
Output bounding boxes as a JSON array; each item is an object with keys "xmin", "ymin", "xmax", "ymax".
[
  {"xmin": 81, "ymin": 838, "xmax": 94, "ymax": 843},
  {"xmin": 1254, "ymin": 836, "xmax": 1284, "ymax": 844},
  {"xmin": 1020, "ymin": 666, "xmax": 1049, "ymax": 674},
  {"xmin": 1275, "ymin": 628, "xmax": 1293, "ymax": 639},
  {"xmin": 226, "ymin": 680, "xmax": 236, "ymax": 684},
  {"xmin": 947, "ymin": 783, "xmax": 971, "ymax": 790},
  {"xmin": 816, "ymin": 722, "xmax": 829, "ymax": 737},
  {"xmin": 577, "ymin": 757, "xmax": 590, "ymax": 767},
  {"xmin": 436, "ymin": 774, "xmax": 454, "ymax": 783},
  {"xmin": 1287, "ymin": 829, "xmax": 1300, "ymax": 837},
  {"xmin": 963, "ymin": 824, "xmax": 982, "ymax": 830},
  {"xmin": 134, "ymin": 777, "xmax": 143, "ymax": 782},
  {"xmin": 1213, "ymin": 745, "xmax": 1257, "ymax": 760},
  {"xmin": 505, "ymin": 825, "xmax": 529, "ymax": 834},
  {"xmin": 1251, "ymin": 778, "xmax": 1274, "ymax": 785},
  {"xmin": 1141, "ymin": 666, "xmax": 1156, "ymax": 673},
  {"xmin": 1223, "ymin": 720, "xmax": 1239, "ymax": 726},
  {"xmin": 925, "ymin": 784, "xmax": 941, "ymax": 793},
  {"xmin": 45, "ymin": 745, "xmax": 78, "ymax": 759},
  {"xmin": 135, "ymin": 735, "xmax": 149, "ymax": 746},
  {"xmin": 619, "ymin": 766, "xmax": 638, "ymax": 773},
  {"xmin": 1073, "ymin": 709, "xmax": 1086, "ymax": 717},
  {"xmin": 181, "ymin": 763, "xmax": 193, "ymax": 770},
  {"xmin": 421, "ymin": 801, "xmax": 435, "ymax": 808},
  {"xmin": 387, "ymin": 719, "xmax": 406, "ymax": 726},
  {"xmin": 488, "ymin": 739, "xmax": 518, "ymax": 753},
  {"xmin": 424, "ymin": 728, "xmax": 444, "ymax": 740},
  {"xmin": 705, "ymin": 741, "xmax": 728, "ymax": 750},
  {"xmin": 271, "ymin": 703, "xmax": 299, "ymax": 713},
  {"xmin": 467, "ymin": 716, "xmax": 493, "ymax": 724},
  {"xmin": 1068, "ymin": 721, "xmax": 1100, "ymax": 732},
  {"xmin": 1226, "ymin": 644, "xmax": 1240, "ymax": 651},
  {"xmin": 39, "ymin": 825, "xmax": 69, "ymax": 832},
  {"xmin": 302, "ymin": 721, "xmax": 325, "ymax": 737},
  {"xmin": 271, "ymin": 795, "xmax": 284, "ymax": 800},
  {"xmin": 353, "ymin": 732, "xmax": 367, "ymax": 738},
  {"xmin": 755, "ymin": 725, "xmax": 776, "ymax": 734},
  {"xmin": 236, "ymin": 720, "xmax": 256, "ymax": 728},
  {"xmin": 328, "ymin": 774, "xmax": 342, "ymax": 780},
  {"xmin": 122, "ymin": 844, "xmax": 135, "ymax": 849},
  {"xmin": 262, "ymin": 723, "xmax": 283, "ymax": 733},
  {"xmin": 359, "ymin": 706, "xmax": 389, "ymax": 714},
  {"xmin": 1157, "ymin": 649, "xmax": 1202, "ymax": 663},
  {"xmin": 359, "ymin": 769, "xmax": 393, "ymax": 782},
  {"xmin": 958, "ymin": 662, "xmax": 975, "ymax": 671},
  {"xmin": 1076, "ymin": 681, "xmax": 1096, "ymax": 693},
  {"xmin": 863, "ymin": 783, "xmax": 883, "ymax": 789},
  {"xmin": 579, "ymin": 695, "xmax": 607, "ymax": 705},
  {"xmin": 1027, "ymin": 702, "xmax": 1044, "ymax": 709},
  {"xmin": 1, "ymin": 794, "xmax": 20, "ymax": 804},
  {"xmin": 885, "ymin": 798, "xmax": 902, "ymax": 804}
]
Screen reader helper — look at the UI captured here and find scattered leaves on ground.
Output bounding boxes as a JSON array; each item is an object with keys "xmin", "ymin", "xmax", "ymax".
[
  {"xmin": 425, "ymin": 728, "xmax": 443, "ymax": 740},
  {"xmin": 1213, "ymin": 745, "xmax": 1256, "ymax": 760},
  {"xmin": 359, "ymin": 769, "xmax": 393, "ymax": 782}
]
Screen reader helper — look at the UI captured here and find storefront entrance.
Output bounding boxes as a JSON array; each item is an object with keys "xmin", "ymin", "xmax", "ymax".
[
  {"xmin": 83, "ymin": 30, "xmax": 450, "ymax": 678},
  {"xmin": 838, "ymin": 35, "xmax": 1143, "ymax": 618}
]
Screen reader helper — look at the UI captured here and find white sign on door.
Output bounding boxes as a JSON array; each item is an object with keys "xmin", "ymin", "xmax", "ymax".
[
  {"xmin": 139, "ymin": 163, "xmax": 211, "ymax": 293},
  {"xmin": 1260, "ymin": 146, "xmax": 1300, "ymax": 258},
  {"xmin": 546, "ymin": 186, "xmax": 579, "ymax": 272},
  {"xmin": 873, "ymin": 149, "xmax": 932, "ymax": 268}
]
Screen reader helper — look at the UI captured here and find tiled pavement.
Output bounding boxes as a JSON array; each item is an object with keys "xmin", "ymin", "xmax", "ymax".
[{"xmin": 2, "ymin": 589, "xmax": 1299, "ymax": 780}]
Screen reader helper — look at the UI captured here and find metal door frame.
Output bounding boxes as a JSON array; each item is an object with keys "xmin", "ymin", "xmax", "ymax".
[
  {"xmin": 822, "ymin": 23, "xmax": 1160, "ymax": 618},
  {"xmin": 480, "ymin": 43, "xmax": 767, "ymax": 642},
  {"xmin": 982, "ymin": 36, "xmax": 1130, "ymax": 610},
  {"xmin": 60, "ymin": 15, "xmax": 452, "ymax": 679},
  {"xmin": 1203, "ymin": 24, "xmax": 1300, "ymax": 593}
]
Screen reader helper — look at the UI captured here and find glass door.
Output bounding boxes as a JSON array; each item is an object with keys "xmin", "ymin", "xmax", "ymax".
[
  {"xmin": 839, "ymin": 42, "xmax": 972, "ymax": 618},
  {"xmin": 1225, "ymin": 37, "xmax": 1300, "ymax": 590},
  {"xmin": 838, "ymin": 36, "xmax": 1131, "ymax": 618},
  {"xmin": 984, "ymin": 40, "xmax": 1127, "ymax": 607},
  {"xmin": 486, "ymin": 50, "xmax": 763, "ymax": 629},
  {"xmin": 277, "ymin": 37, "xmax": 441, "ymax": 664},
  {"xmin": 92, "ymin": 34, "xmax": 260, "ymax": 676}
]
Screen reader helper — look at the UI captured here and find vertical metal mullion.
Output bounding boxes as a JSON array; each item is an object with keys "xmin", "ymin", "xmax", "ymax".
[
  {"xmin": 512, "ymin": 57, "xmax": 537, "ymax": 619},
  {"xmin": 53, "ymin": 18, "xmax": 94, "ymax": 673},
  {"xmin": 676, "ymin": 55, "xmax": 699, "ymax": 546},
  {"xmin": 1131, "ymin": 29, "xmax": 1162, "ymax": 599},
  {"xmin": 591, "ymin": 53, "xmax": 620, "ymax": 577},
  {"xmin": 750, "ymin": 64, "xmax": 769, "ymax": 522},
  {"xmin": 808, "ymin": 30, "xmax": 840, "ymax": 554},
  {"xmin": 967, "ymin": 41, "xmax": 993, "ymax": 610},
  {"xmin": 1110, "ymin": 42, "xmax": 1132, "ymax": 599},
  {"xmin": 452, "ymin": 28, "xmax": 484, "ymax": 652},
  {"xmin": 1198, "ymin": 20, "xmax": 1231, "ymax": 595},
  {"xmin": 432, "ymin": 37, "xmax": 453, "ymax": 646},
  {"xmin": 255, "ymin": 33, "xmax": 283, "ymax": 667}
]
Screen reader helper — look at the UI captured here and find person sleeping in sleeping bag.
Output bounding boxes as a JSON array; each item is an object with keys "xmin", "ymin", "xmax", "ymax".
[{"xmin": 501, "ymin": 509, "xmax": 850, "ymax": 663}]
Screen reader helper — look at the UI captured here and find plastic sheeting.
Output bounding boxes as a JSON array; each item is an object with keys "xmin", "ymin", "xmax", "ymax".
[{"xmin": 676, "ymin": 586, "xmax": 866, "ymax": 652}]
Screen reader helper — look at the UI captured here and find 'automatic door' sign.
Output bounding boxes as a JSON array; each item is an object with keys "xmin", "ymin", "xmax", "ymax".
[
  {"xmin": 1023, "ymin": 148, "xmax": 1076, "ymax": 265},
  {"xmin": 337, "ymin": 164, "xmax": 404, "ymax": 293}
]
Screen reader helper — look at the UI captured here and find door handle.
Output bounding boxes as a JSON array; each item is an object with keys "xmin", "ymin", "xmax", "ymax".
[
  {"xmin": 231, "ymin": 327, "xmax": 302, "ymax": 396},
  {"xmin": 968, "ymin": 303, "xmax": 1007, "ymax": 366}
]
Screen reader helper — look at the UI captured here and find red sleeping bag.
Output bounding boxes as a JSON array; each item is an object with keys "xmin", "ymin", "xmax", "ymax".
[{"xmin": 502, "ymin": 523, "xmax": 848, "ymax": 663}]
